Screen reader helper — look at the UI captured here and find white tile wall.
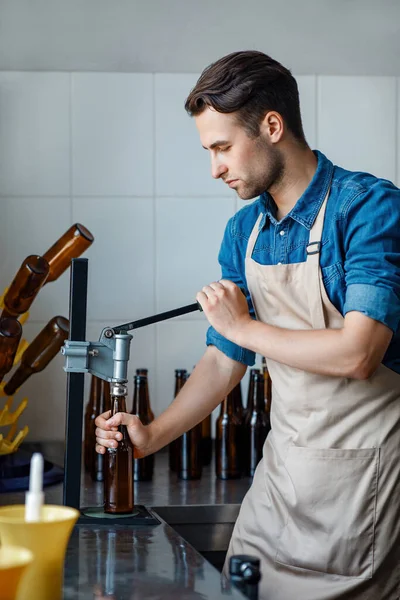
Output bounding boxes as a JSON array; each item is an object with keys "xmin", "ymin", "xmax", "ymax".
[
  {"xmin": 72, "ymin": 73, "xmax": 154, "ymax": 196},
  {"xmin": 317, "ymin": 76, "xmax": 397, "ymax": 182},
  {"xmin": 0, "ymin": 71, "xmax": 398, "ymax": 441},
  {"xmin": 155, "ymin": 74, "xmax": 233, "ymax": 197},
  {"xmin": 0, "ymin": 72, "xmax": 70, "ymax": 196},
  {"xmin": 155, "ymin": 196, "xmax": 236, "ymax": 314},
  {"xmin": 72, "ymin": 196, "xmax": 155, "ymax": 321},
  {"xmin": 296, "ymin": 76, "xmax": 317, "ymax": 150},
  {"xmin": 397, "ymin": 77, "xmax": 400, "ymax": 188}
]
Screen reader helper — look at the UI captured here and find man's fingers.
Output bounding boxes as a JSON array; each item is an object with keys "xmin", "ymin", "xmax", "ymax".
[
  {"xmin": 218, "ymin": 279, "xmax": 237, "ymax": 291},
  {"xmin": 106, "ymin": 412, "xmax": 139, "ymax": 428},
  {"xmin": 95, "ymin": 410, "xmax": 112, "ymax": 429},
  {"xmin": 95, "ymin": 427, "xmax": 122, "ymax": 441}
]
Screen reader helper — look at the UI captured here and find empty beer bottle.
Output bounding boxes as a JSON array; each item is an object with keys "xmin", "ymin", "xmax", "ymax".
[
  {"xmin": 216, "ymin": 390, "xmax": 242, "ymax": 479},
  {"xmin": 232, "ymin": 381, "xmax": 244, "ymax": 422},
  {"xmin": 177, "ymin": 418, "xmax": 203, "ymax": 480},
  {"xmin": 262, "ymin": 357, "xmax": 272, "ymax": 418},
  {"xmin": 136, "ymin": 368, "xmax": 148, "ymax": 376},
  {"xmin": 0, "ymin": 317, "xmax": 22, "ymax": 385},
  {"xmin": 1, "ymin": 255, "xmax": 49, "ymax": 319},
  {"xmin": 84, "ymin": 375, "xmax": 100, "ymax": 472},
  {"xmin": 85, "ymin": 375, "xmax": 111, "ymax": 481},
  {"xmin": 169, "ymin": 369, "xmax": 187, "ymax": 472},
  {"xmin": 42, "ymin": 223, "xmax": 94, "ymax": 284},
  {"xmin": 243, "ymin": 368, "xmax": 260, "ymax": 421},
  {"xmin": 104, "ymin": 387, "xmax": 134, "ymax": 514},
  {"xmin": 200, "ymin": 412, "xmax": 212, "ymax": 466},
  {"xmin": 131, "ymin": 374, "xmax": 155, "ymax": 481},
  {"xmin": 3, "ymin": 316, "xmax": 69, "ymax": 395},
  {"xmin": 243, "ymin": 372, "xmax": 271, "ymax": 477}
]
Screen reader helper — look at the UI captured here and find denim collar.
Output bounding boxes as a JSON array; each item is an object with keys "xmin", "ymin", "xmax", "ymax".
[{"xmin": 259, "ymin": 150, "xmax": 334, "ymax": 230}]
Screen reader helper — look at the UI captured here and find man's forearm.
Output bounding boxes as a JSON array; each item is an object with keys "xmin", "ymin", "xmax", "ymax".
[
  {"xmin": 148, "ymin": 346, "xmax": 246, "ymax": 453},
  {"xmin": 234, "ymin": 312, "xmax": 389, "ymax": 379}
]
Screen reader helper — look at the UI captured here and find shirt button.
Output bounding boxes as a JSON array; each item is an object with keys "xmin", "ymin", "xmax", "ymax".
[{"xmin": 279, "ymin": 230, "xmax": 285, "ymax": 236}]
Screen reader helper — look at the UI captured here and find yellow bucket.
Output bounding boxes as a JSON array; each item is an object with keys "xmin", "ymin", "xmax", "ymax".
[
  {"xmin": 0, "ymin": 505, "xmax": 79, "ymax": 600},
  {"xmin": 0, "ymin": 545, "xmax": 33, "ymax": 600}
]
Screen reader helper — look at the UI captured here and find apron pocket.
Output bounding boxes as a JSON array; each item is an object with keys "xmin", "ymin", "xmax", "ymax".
[{"xmin": 275, "ymin": 446, "xmax": 379, "ymax": 578}]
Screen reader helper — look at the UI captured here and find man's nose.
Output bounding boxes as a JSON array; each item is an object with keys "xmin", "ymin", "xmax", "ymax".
[{"xmin": 211, "ymin": 158, "xmax": 228, "ymax": 180}]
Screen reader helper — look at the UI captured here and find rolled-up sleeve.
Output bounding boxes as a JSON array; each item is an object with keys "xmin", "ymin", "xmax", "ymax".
[
  {"xmin": 343, "ymin": 180, "xmax": 400, "ymax": 333},
  {"xmin": 205, "ymin": 215, "xmax": 256, "ymax": 366}
]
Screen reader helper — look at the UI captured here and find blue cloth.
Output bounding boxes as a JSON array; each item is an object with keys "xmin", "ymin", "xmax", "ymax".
[{"xmin": 206, "ymin": 150, "xmax": 400, "ymax": 375}]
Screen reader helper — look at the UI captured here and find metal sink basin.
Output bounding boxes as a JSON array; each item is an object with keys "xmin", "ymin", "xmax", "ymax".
[{"xmin": 152, "ymin": 504, "xmax": 241, "ymax": 571}]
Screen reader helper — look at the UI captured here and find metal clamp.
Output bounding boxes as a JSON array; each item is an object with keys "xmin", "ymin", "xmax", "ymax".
[{"xmin": 61, "ymin": 329, "xmax": 132, "ymax": 384}]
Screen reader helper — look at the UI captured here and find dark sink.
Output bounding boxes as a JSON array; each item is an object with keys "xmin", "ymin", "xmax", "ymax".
[{"xmin": 152, "ymin": 504, "xmax": 241, "ymax": 571}]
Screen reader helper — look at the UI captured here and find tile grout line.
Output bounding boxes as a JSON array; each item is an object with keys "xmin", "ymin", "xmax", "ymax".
[
  {"xmin": 69, "ymin": 72, "xmax": 73, "ymax": 224},
  {"xmin": 152, "ymin": 73, "xmax": 159, "ymax": 410}
]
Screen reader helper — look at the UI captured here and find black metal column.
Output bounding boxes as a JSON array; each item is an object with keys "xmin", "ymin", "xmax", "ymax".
[{"xmin": 63, "ymin": 258, "xmax": 88, "ymax": 508}]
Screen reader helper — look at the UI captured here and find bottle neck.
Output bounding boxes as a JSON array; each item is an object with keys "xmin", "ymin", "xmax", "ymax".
[
  {"xmin": 174, "ymin": 374, "xmax": 186, "ymax": 396},
  {"xmin": 111, "ymin": 395, "xmax": 127, "ymax": 416},
  {"xmin": 220, "ymin": 393, "xmax": 235, "ymax": 416},
  {"xmin": 252, "ymin": 379, "xmax": 265, "ymax": 412},
  {"xmin": 132, "ymin": 379, "xmax": 151, "ymax": 417},
  {"xmin": 3, "ymin": 364, "xmax": 34, "ymax": 395}
]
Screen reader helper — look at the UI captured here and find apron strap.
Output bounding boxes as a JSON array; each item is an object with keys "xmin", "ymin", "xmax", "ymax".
[
  {"xmin": 305, "ymin": 186, "xmax": 331, "ymax": 328},
  {"xmin": 246, "ymin": 213, "xmax": 264, "ymax": 259},
  {"xmin": 306, "ymin": 188, "xmax": 330, "ymax": 265}
]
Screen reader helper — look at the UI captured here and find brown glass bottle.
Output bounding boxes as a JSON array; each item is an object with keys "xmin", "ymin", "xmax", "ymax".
[
  {"xmin": 84, "ymin": 375, "xmax": 100, "ymax": 472},
  {"xmin": 243, "ymin": 373, "xmax": 271, "ymax": 477},
  {"xmin": 131, "ymin": 374, "xmax": 155, "ymax": 481},
  {"xmin": 232, "ymin": 381, "xmax": 244, "ymax": 422},
  {"xmin": 91, "ymin": 378, "xmax": 112, "ymax": 482},
  {"xmin": 243, "ymin": 368, "xmax": 260, "ymax": 421},
  {"xmin": 177, "ymin": 371, "xmax": 202, "ymax": 480},
  {"xmin": 169, "ymin": 369, "xmax": 187, "ymax": 471},
  {"xmin": 136, "ymin": 368, "xmax": 148, "ymax": 376},
  {"xmin": 1, "ymin": 255, "xmax": 49, "ymax": 319},
  {"xmin": 216, "ymin": 391, "xmax": 242, "ymax": 480},
  {"xmin": 0, "ymin": 317, "xmax": 22, "ymax": 384},
  {"xmin": 42, "ymin": 223, "xmax": 94, "ymax": 284},
  {"xmin": 104, "ymin": 392, "xmax": 134, "ymax": 514},
  {"xmin": 262, "ymin": 356, "xmax": 272, "ymax": 418},
  {"xmin": 200, "ymin": 413, "xmax": 212, "ymax": 466},
  {"xmin": 177, "ymin": 419, "xmax": 202, "ymax": 480},
  {"xmin": 3, "ymin": 316, "xmax": 69, "ymax": 395}
]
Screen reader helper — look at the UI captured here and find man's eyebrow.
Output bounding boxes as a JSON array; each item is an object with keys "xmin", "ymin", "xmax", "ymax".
[{"xmin": 202, "ymin": 140, "xmax": 230, "ymax": 150}]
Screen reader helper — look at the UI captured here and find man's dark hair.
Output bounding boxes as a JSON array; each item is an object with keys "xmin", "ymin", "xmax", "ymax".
[{"xmin": 185, "ymin": 50, "xmax": 307, "ymax": 144}]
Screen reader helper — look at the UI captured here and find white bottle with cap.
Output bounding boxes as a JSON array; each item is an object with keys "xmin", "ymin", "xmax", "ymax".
[{"xmin": 25, "ymin": 452, "xmax": 44, "ymax": 522}]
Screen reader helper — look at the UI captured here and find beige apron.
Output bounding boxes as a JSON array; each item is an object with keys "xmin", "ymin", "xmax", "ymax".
[{"xmin": 224, "ymin": 188, "xmax": 400, "ymax": 599}]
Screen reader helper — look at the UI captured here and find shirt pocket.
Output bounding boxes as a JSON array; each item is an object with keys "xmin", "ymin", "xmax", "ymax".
[
  {"xmin": 275, "ymin": 446, "xmax": 379, "ymax": 578},
  {"xmin": 321, "ymin": 261, "xmax": 345, "ymax": 286}
]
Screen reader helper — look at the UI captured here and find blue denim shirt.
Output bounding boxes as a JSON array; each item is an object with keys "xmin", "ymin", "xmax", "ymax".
[{"xmin": 206, "ymin": 150, "xmax": 400, "ymax": 375}]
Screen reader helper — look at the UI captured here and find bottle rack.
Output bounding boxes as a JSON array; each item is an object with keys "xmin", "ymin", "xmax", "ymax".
[
  {"xmin": 0, "ymin": 289, "xmax": 30, "ymax": 455},
  {"xmin": 0, "ymin": 289, "xmax": 64, "ymax": 492}
]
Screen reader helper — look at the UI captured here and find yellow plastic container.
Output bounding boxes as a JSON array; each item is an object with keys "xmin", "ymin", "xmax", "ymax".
[
  {"xmin": 0, "ymin": 545, "xmax": 33, "ymax": 600},
  {"xmin": 0, "ymin": 505, "xmax": 79, "ymax": 600}
]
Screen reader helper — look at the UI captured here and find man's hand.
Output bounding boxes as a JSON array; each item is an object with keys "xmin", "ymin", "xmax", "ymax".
[
  {"xmin": 95, "ymin": 411, "xmax": 153, "ymax": 459},
  {"xmin": 196, "ymin": 279, "xmax": 252, "ymax": 343}
]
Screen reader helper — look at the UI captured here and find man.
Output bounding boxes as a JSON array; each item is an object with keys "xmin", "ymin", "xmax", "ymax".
[{"xmin": 95, "ymin": 51, "xmax": 400, "ymax": 599}]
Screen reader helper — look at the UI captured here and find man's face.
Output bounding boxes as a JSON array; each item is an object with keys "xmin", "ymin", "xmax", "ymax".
[{"xmin": 195, "ymin": 107, "xmax": 284, "ymax": 200}]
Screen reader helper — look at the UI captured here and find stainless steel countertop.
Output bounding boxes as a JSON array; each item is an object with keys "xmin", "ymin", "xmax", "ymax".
[
  {"xmin": 0, "ymin": 442, "xmax": 251, "ymax": 507},
  {"xmin": 0, "ymin": 443, "xmax": 253, "ymax": 599}
]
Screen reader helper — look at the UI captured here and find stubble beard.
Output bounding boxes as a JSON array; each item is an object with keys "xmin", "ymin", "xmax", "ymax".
[{"xmin": 237, "ymin": 142, "xmax": 285, "ymax": 201}]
